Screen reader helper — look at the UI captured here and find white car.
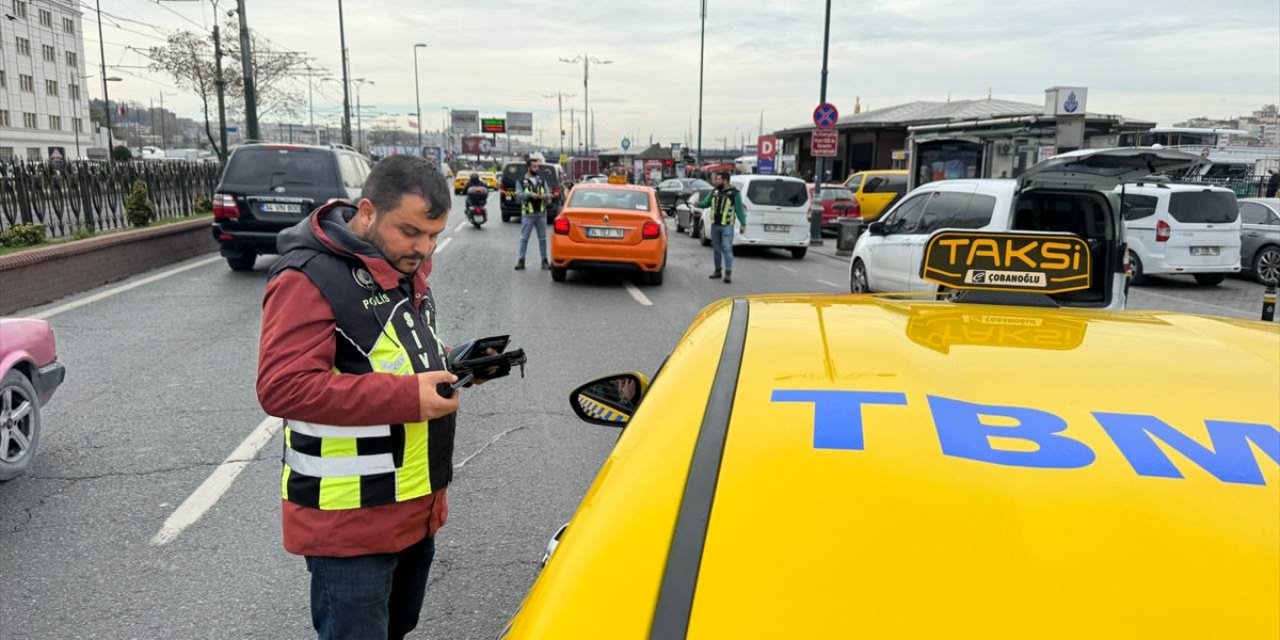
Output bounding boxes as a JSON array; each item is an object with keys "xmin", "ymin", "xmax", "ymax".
[
  {"xmin": 848, "ymin": 147, "xmax": 1205, "ymax": 310},
  {"xmin": 699, "ymin": 175, "xmax": 811, "ymax": 259},
  {"xmin": 1119, "ymin": 183, "xmax": 1242, "ymax": 286}
]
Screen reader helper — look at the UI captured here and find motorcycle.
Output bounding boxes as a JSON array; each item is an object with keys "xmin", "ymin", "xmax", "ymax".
[{"xmin": 465, "ymin": 187, "xmax": 488, "ymax": 229}]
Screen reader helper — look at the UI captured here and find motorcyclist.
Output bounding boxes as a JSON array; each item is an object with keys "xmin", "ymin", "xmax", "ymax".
[{"xmin": 466, "ymin": 173, "xmax": 488, "ymax": 209}]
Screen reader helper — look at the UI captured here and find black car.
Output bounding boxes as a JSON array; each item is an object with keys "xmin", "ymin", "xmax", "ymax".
[
  {"xmin": 656, "ymin": 177, "xmax": 713, "ymax": 213},
  {"xmin": 499, "ymin": 162, "xmax": 563, "ymax": 223},
  {"xmin": 211, "ymin": 143, "xmax": 370, "ymax": 271}
]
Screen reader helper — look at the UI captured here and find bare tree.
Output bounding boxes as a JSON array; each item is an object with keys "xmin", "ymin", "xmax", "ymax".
[{"xmin": 148, "ymin": 19, "xmax": 305, "ymax": 154}]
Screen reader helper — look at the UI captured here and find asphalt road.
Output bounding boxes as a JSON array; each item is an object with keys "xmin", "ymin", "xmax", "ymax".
[
  {"xmin": 2, "ymin": 192, "xmax": 1273, "ymax": 640},
  {"xmin": 0, "ymin": 192, "xmax": 861, "ymax": 640}
]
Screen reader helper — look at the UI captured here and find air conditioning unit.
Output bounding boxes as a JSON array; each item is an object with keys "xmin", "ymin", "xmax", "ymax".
[{"xmin": 997, "ymin": 143, "xmax": 1013, "ymax": 156}]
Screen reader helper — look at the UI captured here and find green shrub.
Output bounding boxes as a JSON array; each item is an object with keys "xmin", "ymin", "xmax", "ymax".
[
  {"xmin": 125, "ymin": 180, "xmax": 156, "ymax": 227},
  {"xmin": 0, "ymin": 224, "xmax": 47, "ymax": 248},
  {"xmin": 193, "ymin": 197, "xmax": 213, "ymax": 215},
  {"xmin": 72, "ymin": 228, "xmax": 96, "ymax": 241},
  {"xmin": 112, "ymin": 145, "xmax": 133, "ymax": 162}
]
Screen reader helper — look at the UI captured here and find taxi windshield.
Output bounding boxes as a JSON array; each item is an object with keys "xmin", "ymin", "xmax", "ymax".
[{"xmin": 569, "ymin": 189, "xmax": 652, "ymax": 211}]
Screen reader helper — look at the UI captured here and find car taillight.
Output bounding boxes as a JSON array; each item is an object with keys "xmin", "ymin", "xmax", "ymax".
[
  {"xmin": 213, "ymin": 193, "xmax": 238, "ymax": 221},
  {"xmin": 642, "ymin": 220, "xmax": 661, "ymax": 239},
  {"xmin": 1156, "ymin": 220, "xmax": 1171, "ymax": 242},
  {"xmin": 848, "ymin": 200, "xmax": 861, "ymax": 217},
  {"xmin": 554, "ymin": 216, "xmax": 570, "ymax": 235},
  {"xmin": 553, "ymin": 186, "xmax": 561, "ymax": 198}
]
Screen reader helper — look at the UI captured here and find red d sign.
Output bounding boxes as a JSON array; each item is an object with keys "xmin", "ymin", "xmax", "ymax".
[{"xmin": 757, "ymin": 135, "xmax": 778, "ymax": 159}]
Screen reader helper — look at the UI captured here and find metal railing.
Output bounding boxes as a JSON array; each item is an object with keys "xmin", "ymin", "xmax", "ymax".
[{"xmin": 0, "ymin": 160, "xmax": 222, "ymax": 239}]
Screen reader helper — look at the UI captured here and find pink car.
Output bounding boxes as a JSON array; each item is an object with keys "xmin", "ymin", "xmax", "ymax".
[{"xmin": 0, "ymin": 318, "xmax": 66, "ymax": 481}]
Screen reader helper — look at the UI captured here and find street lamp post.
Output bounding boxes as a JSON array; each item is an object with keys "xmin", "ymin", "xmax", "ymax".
[
  {"xmin": 559, "ymin": 54, "xmax": 611, "ymax": 154},
  {"xmin": 440, "ymin": 107, "xmax": 451, "ymax": 156},
  {"xmin": 542, "ymin": 92, "xmax": 576, "ymax": 159},
  {"xmin": 697, "ymin": 0, "xmax": 707, "ymax": 168},
  {"xmin": 352, "ymin": 78, "xmax": 373, "ymax": 153},
  {"xmin": 413, "ymin": 44, "xmax": 427, "ymax": 150},
  {"xmin": 337, "ymin": 0, "xmax": 353, "ymax": 146}
]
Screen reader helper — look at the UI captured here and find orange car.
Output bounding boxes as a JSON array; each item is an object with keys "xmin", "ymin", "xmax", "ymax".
[{"xmin": 550, "ymin": 184, "xmax": 668, "ymax": 285}]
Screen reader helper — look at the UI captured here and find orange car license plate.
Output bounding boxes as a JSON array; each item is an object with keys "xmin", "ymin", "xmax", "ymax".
[{"xmin": 586, "ymin": 227, "xmax": 625, "ymax": 239}]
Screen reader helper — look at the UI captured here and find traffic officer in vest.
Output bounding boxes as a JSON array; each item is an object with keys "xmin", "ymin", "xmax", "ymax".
[
  {"xmin": 514, "ymin": 152, "xmax": 551, "ymax": 271},
  {"xmin": 696, "ymin": 170, "xmax": 747, "ymax": 283},
  {"xmin": 257, "ymin": 155, "xmax": 460, "ymax": 640}
]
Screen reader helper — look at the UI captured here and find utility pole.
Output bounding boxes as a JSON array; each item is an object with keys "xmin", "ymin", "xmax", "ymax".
[
  {"xmin": 353, "ymin": 79, "xmax": 372, "ymax": 153},
  {"xmin": 697, "ymin": 0, "xmax": 707, "ymax": 168},
  {"xmin": 337, "ymin": 0, "xmax": 353, "ymax": 146},
  {"xmin": 213, "ymin": 19, "xmax": 228, "ymax": 162},
  {"xmin": 235, "ymin": 0, "xmax": 260, "ymax": 140},
  {"xmin": 413, "ymin": 44, "xmax": 427, "ymax": 149},
  {"xmin": 159, "ymin": 92, "xmax": 169, "ymax": 150},
  {"xmin": 810, "ymin": 0, "xmax": 833, "ymax": 245},
  {"xmin": 95, "ymin": 0, "xmax": 113, "ymax": 154},
  {"xmin": 569, "ymin": 106, "xmax": 575, "ymax": 155},
  {"xmin": 543, "ymin": 92, "xmax": 576, "ymax": 158}
]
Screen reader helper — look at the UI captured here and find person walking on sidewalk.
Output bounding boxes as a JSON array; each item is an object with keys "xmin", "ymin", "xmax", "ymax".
[
  {"xmin": 515, "ymin": 152, "xmax": 551, "ymax": 271},
  {"xmin": 697, "ymin": 170, "xmax": 747, "ymax": 283}
]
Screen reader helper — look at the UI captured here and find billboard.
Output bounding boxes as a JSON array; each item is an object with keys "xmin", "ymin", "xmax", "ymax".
[
  {"xmin": 451, "ymin": 110, "xmax": 480, "ymax": 136},
  {"xmin": 507, "ymin": 112, "xmax": 533, "ymax": 136},
  {"xmin": 482, "ymin": 118, "xmax": 506, "ymax": 134}
]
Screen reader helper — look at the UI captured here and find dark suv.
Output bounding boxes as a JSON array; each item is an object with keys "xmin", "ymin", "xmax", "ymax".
[
  {"xmin": 212, "ymin": 143, "xmax": 370, "ymax": 271},
  {"xmin": 499, "ymin": 162, "xmax": 563, "ymax": 223}
]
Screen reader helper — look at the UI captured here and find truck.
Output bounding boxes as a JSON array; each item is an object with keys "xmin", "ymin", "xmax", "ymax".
[{"xmin": 565, "ymin": 157, "xmax": 600, "ymax": 183}]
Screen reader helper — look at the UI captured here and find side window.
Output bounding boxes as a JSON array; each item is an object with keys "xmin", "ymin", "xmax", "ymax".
[
  {"xmin": 1240, "ymin": 203, "xmax": 1267, "ymax": 225},
  {"xmin": 862, "ymin": 176, "xmax": 886, "ymax": 193},
  {"xmin": 1122, "ymin": 194, "xmax": 1158, "ymax": 221},
  {"xmin": 883, "ymin": 193, "xmax": 929, "ymax": 234},
  {"xmin": 339, "ymin": 155, "xmax": 361, "ymax": 190},
  {"xmin": 846, "ymin": 175, "xmax": 864, "ymax": 192},
  {"xmin": 917, "ymin": 191, "xmax": 978, "ymax": 234},
  {"xmin": 1270, "ymin": 211, "xmax": 1280, "ymax": 226},
  {"xmin": 660, "ymin": 180, "xmax": 681, "ymax": 189},
  {"xmin": 884, "ymin": 174, "xmax": 909, "ymax": 196}
]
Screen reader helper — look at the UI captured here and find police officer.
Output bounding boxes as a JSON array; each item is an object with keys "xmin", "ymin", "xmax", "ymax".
[
  {"xmin": 697, "ymin": 170, "xmax": 747, "ymax": 283},
  {"xmin": 515, "ymin": 152, "xmax": 551, "ymax": 271},
  {"xmin": 258, "ymin": 155, "xmax": 459, "ymax": 640}
]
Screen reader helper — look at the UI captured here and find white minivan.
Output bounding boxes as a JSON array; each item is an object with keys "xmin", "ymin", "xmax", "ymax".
[
  {"xmin": 848, "ymin": 147, "xmax": 1205, "ymax": 310},
  {"xmin": 1119, "ymin": 183, "xmax": 1242, "ymax": 286},
  {"xmin": 699, "ymin": 175, "xmax": 811, "ymax": 259}
]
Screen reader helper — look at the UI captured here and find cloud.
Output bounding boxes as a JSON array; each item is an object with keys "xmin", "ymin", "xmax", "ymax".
[{"xmin": 93, "ymin": 0, "xmax": 1278, "ymax": 147}]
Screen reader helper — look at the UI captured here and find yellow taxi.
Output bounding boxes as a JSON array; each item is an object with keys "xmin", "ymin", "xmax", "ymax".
[
  {"xmin": 453, "ymin": 171, "xmax": 474, "ymax": 195},
  {"xmin": 843, "ymin": 169, "xmax": 908, "ymax": 220},
  {"xmin": 501, "ymin": 230, "xmax": 1280, "ymax": 639},
  {"xmin": 480, "ymin": 171, "xmax": 500, "ymax": 190}
]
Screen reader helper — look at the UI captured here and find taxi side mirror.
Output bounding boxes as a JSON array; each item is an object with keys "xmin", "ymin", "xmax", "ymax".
[
  {"xmin": 867, "ymin": 221, "xmax": 886, "ymax": 236},
  {"xmin": 570, "ymin": 372, "xmax": 650, "ymax": 427}
]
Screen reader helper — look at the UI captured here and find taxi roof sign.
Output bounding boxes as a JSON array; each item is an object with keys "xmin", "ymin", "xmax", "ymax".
[{"xmin": 920, "ymin": 231, "xmax": 1092, "ymax": 295}]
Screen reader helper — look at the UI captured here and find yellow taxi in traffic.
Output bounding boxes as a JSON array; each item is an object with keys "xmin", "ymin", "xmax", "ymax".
[
  {"xmin": 843, "ymin": 169, "xmax": 908, "ymax": 220},
  {"xmin": 501, "ymin": 230, "xmax": 1280, "ymax": 639},
  {"xmin": 480, "ymin": 172, "xmax": 500, "ymax": 190},
  {"xmin": 453, "ymin": 171, "xmax": 474, "ymax": 195}
]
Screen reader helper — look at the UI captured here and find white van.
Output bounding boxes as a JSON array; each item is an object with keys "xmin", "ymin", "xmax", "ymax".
[
  {"xmin": 699, "ymin": 175, "xmax": 811, "ymax": 258},
  {"xmin": 849, "ymin": 147, "xmax": 1205, "ymax": 310},
  {"xmin": 1119, "ymin": 183, "xmax": 1242, "ymax": 286}
]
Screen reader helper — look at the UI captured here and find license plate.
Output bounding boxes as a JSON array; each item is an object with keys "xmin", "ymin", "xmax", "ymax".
[
  {"xmin": 261, "ymin": 203, "xmax": 303, "ymax": 214},
  {"xmin": 764, "ymin": 224, "xmax": 790, "ymax": 233},
  {"xmin": 586, "ymin": 227, "xmax": 625, "ymax": 239},
  {"xmin": 1191, "ymin": 246, "xmax": 1220, "ymax": 256}
]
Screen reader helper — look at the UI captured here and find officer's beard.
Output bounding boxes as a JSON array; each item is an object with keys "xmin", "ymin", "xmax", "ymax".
[{"xmin": 361, "ymin": 222, "xmax": 426, "ymax": 274}]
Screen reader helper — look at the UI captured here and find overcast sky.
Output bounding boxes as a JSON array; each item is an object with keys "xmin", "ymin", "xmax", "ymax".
[{"xmin": 89, "ymin": 0, "xmax": 1279, "ymax": 148}]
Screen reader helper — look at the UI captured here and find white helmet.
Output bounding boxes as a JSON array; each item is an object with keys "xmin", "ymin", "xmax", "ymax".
[{"xmin": 527, "ymin": 152, "xmax": 546, "ymax": 163}]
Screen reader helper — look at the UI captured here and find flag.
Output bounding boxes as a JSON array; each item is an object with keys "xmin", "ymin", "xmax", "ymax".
[
  {"xmin": 408, "ymin": 119, "xmax": 418, "ymax": 129},
  {"xmin": 118, "ymin": 104, "xmax": 127, "ymax": 117}
]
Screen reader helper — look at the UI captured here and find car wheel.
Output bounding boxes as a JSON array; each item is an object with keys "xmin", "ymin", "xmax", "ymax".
[
  {"xmin": 0, "ymin": 369, "xmax": 42, "ymax": 482},
  {"xmin": 501, "ymin": 212, "xmax": 511, "ymax": 223},
  {"xmin": 1194, "ymin": 273, "xmax": 1226, "ymax": 286},
  {"xmin": 675, "ymin": 216, "xmax": 685, "ymax": 233},
  {"xmin": 1253, "ymin": 245, "xmax": 1280, "ymax": 286},
  {"xmin": 226, "ymin": 251, "xmax": 257, "ymax": 272},
  {"xmin": 850, "ymin": 259, "xmax": 870, "ymax": 293},
  {"xmin": 700, "ymin": 228, "xmax": 711, "ymax": 247},
  {"xmin": 791, "ymin": 247, "xmax": 808, "ymax": 259},
  {"xmin": 551, "ymin": 267, "xmax": 567, "ymax": 282},
  {"xmin": 1127, "ymin": 250, "xmax": 1146, "ymax": 286},
  {"xmin": 647, "ymin": 266, "xmax": 665, "ymax": 286}
]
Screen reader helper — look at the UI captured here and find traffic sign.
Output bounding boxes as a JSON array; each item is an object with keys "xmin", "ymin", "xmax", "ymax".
[
  {"xmin": 757, "ymin": 135, "xmax": 778, "ymax": 159},
  {"xmin": 758, "ymin": 157, "xmax": 776, "ymax": 175},
  {"xmin": 481, "ymin": 118, "xmax": 506, "ymax": 134},
  {"xmin": 813, "ymin": 103, "xmax": 839, "ymax": 129},
  {"xmin": 811, "ymin": 129, "xmax": 838, "ymax": 157},
  {"xmin": 621, "ymin": 138, "xmax": 631, "ymax": 152}
]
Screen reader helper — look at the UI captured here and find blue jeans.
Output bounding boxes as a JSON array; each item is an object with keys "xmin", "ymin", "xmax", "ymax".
[
  {"xmin": 711, "ymin": 224, "xmax": 735, "ymax": 272},
  {"xmin": 518, "ymin": 214, "xmax": 547, "ymax": 261},
  {"xmin": 305, "ymin": 536, "xmax": 435, "ymax": 640}
]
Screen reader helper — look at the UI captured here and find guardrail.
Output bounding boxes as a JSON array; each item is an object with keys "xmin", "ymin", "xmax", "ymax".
[{"xmin": 0, "ymin": 160, "xmax": 222, "ymax": 239}]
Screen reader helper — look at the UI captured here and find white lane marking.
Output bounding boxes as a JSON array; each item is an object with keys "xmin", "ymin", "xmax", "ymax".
[
  {"xmin": 436, "ymin": 237, "xmax": 454, "ymax": 253},
  {"xmin": 624, "ymin": 281, "xmax": 653, "ymax": 306},
  {"xmin": 30, "ymin": 255, "xmax": 222, "ymax": 320},
  {"xmin": 151, "ymin": 417, "xmax": 283, "ymax": 545},
  {"xmin": 1129, "ymin": 288, "xmax": 1255, "ymax": 318},
  {"xmin": 818, "ymin": 279, "xmax": 842, "ymax": 289},
  {"xmin": 777, "ymin": 265, "xmax": 798, "ymax": 273},
  {"xmin": 454, "ymin": 220, "xmax": 468, "ymax": 232}
]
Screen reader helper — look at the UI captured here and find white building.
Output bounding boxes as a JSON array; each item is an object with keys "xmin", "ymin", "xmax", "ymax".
[{"xmin": 0, "ymin": 0, "xmax": 95, "ymax": 160}]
